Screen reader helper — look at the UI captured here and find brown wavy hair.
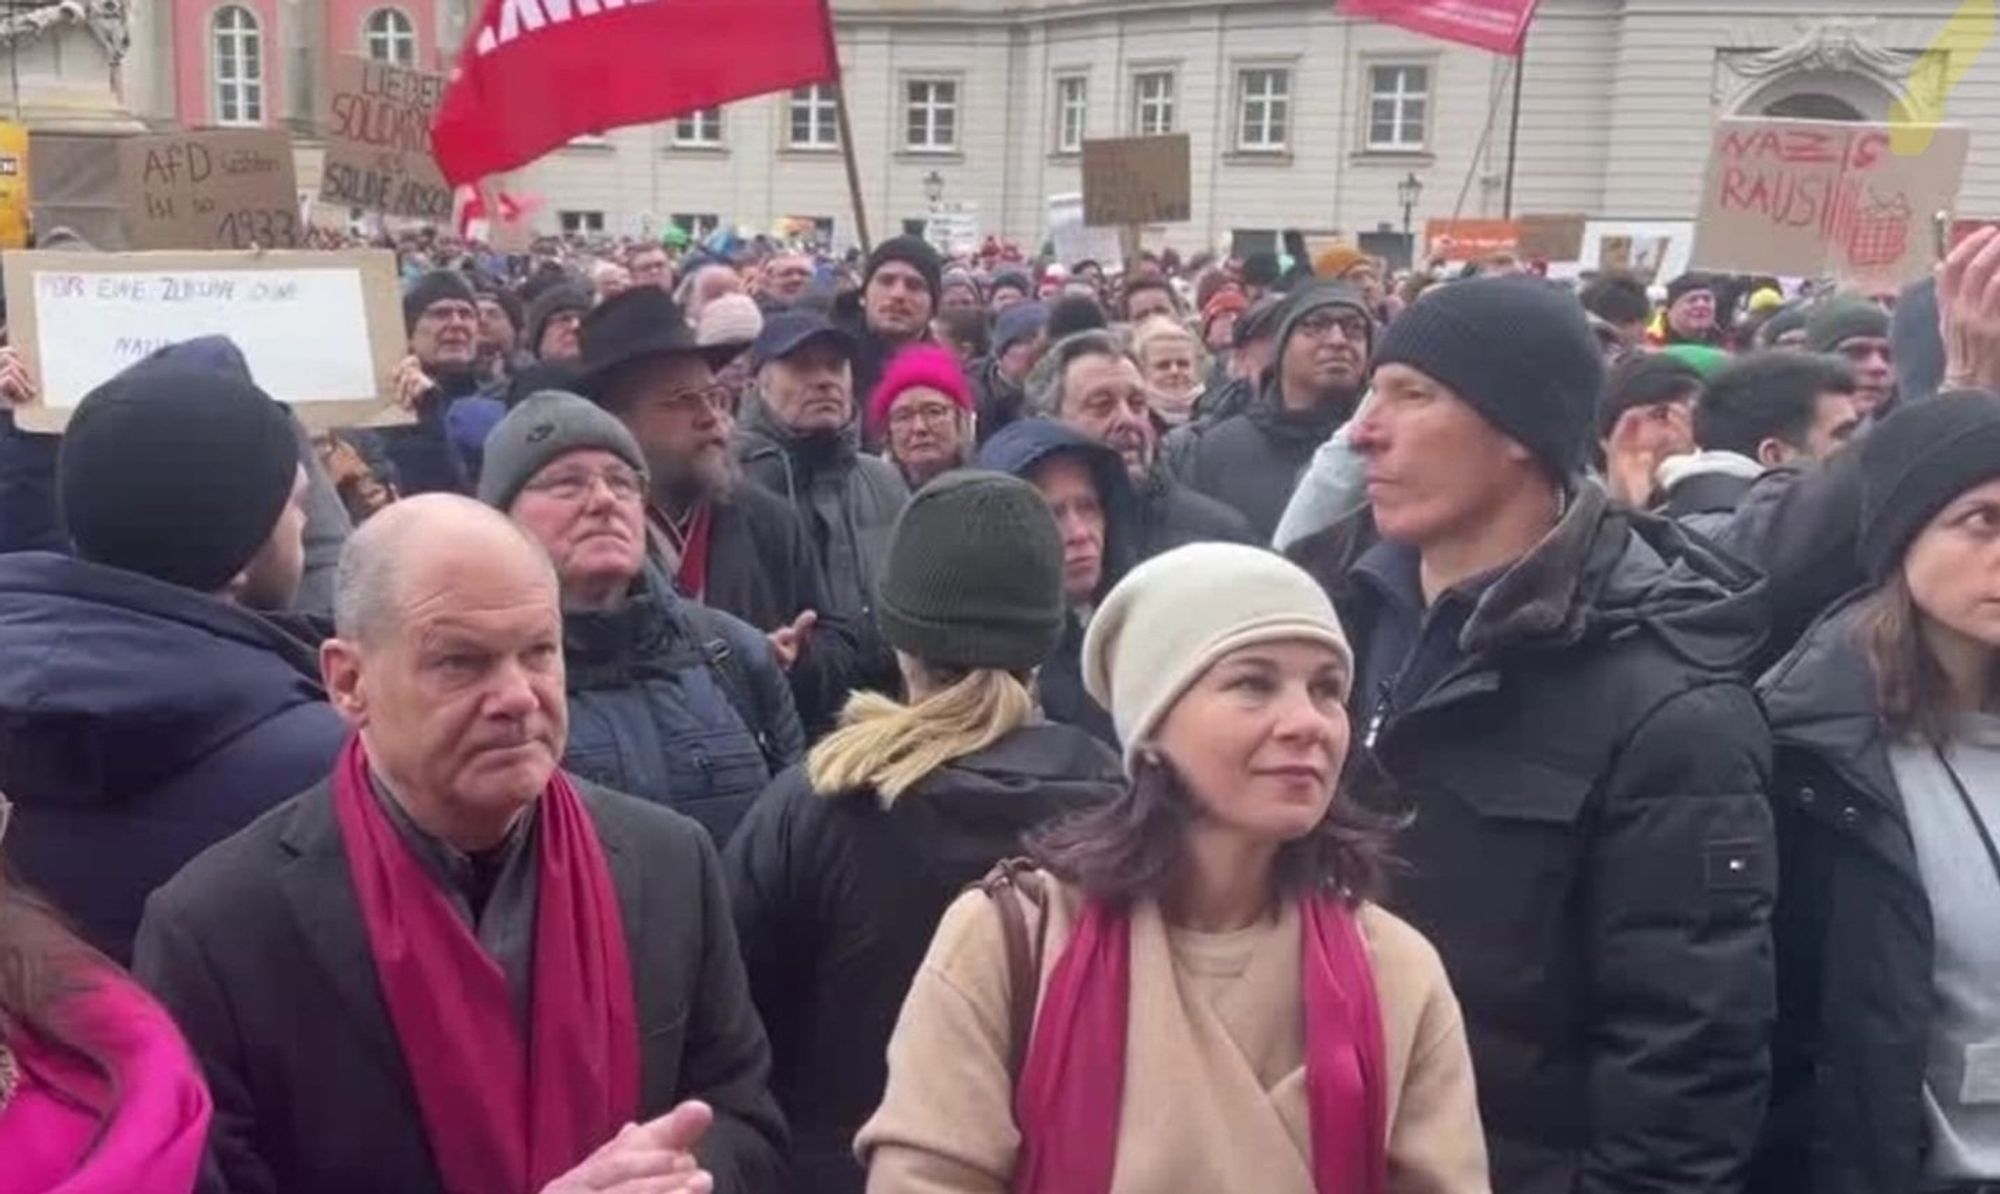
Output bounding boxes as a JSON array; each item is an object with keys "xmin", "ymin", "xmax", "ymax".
[
  {"xmin": 1863, "ymin": 571, "xmax": 1993, "ymax": 746},
  {"xmin": 0, "ymin": 857, "xmax": 117, "ymax": 1121},
  {"xmin": 1029, "ymin": 746, "xmax": 1394, "ymax": 907}
]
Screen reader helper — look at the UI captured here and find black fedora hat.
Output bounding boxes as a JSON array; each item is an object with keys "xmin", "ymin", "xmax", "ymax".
[{"xmin": 574, "ymin": 287, "xmax": 744, "ymax": 403}]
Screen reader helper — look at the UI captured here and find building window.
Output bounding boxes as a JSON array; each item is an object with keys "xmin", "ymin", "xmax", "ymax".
[
  {"xmin": 1367, "ymin": 64, "xmax": 1429, "ymax": 152},
  {"xmin": 670, "ymin": 213, "xmax": 720, "ymax": 240},
  {"xmin": 559, "ymin": 210, "xmax": 606, "ymax": 235},
  {"xmin": 1132, "ymin": 70, "xmax": 1176, "ymax": 136},
  {"xmin": 211, "ymin": 5, "xmax": 264, "ymax": 127},
  {"xmin": 789, "ymin": 85, "xmax": 838, "ymax": 149},
  {"xmin": 904, "ymin": 79, "xmax": 959, "ymax": 153},
  {"xmin": 1055, "ymin": 75, "xmax": 1088, "ymax": 154},
  {"xmin": 363, "ymin": 8, "xmax": 417, "ymax": 66},
  {"xmin": 1236, "ymin": 68, "xmax": 1291, "ymax": 152},
  {"xmin": 673, "ymin": 108, "xmax": 723, "ymax": 148}
]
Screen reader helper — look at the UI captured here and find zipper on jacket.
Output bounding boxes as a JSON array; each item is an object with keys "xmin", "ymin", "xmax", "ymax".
[{"xmin": 1365, "ymin": 681, "xmax": 1393, "ymax": 751}]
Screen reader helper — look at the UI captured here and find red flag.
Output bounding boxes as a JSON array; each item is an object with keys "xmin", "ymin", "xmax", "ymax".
[
  {"xmin": 433, "ymin": 0, "xmax": 839, "ymax": 185},
  {"xmin": 1337, "ymin": 0, "xmax": 1538, "ymax": 55}
]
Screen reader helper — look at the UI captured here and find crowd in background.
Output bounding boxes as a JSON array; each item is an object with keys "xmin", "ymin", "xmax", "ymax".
[{"xmin": 1, "ymin": 205, "xmax": 1999, "ymax": 1194}]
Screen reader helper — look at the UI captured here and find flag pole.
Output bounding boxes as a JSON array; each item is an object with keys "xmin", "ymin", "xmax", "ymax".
[
  {"xmin": 1501, "ymin": 43, "xmax": 1526, "ymax": 218},
  {"xmin": 818, "ymin": 0, "xmax": 872, "ymax": 252}
]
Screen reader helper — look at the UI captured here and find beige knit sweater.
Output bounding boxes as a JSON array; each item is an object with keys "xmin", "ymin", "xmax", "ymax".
[{"xmin": 858, "ymin": 875, "xmax": 1491, "ymax": 1193}]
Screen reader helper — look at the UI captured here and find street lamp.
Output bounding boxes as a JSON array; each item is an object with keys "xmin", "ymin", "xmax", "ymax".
[
  {"xmin": 923, "ymin": 170, "xmax": 946, "ymax": 208},
  {"xmin": 1397, "ymin": 171, "xmax": 1424, "ymax": 269}
]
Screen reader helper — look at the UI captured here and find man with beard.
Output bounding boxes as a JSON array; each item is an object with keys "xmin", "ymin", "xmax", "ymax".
[
  {"xmin": 846, "ymin": 236, "xmax": 941, "ymax": 405},
  {"xmin": 574, "ymin": 288, "xmax": 867, "ymax": 734},
  {"xmin": 737, "ymin": 313, "xmax": 909, "ymax": 625},
  {"xmin": 1168, "ymin": 284, "xmax": 1373, "ymax": 541},
  {"xmin": 1028, "ymin": 330, "xmax": 1251, "ymax": 559}
]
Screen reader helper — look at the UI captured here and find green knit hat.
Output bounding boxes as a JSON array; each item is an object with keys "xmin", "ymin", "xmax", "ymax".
[{"xmin": 874, "ymin": 471, "xmax": 1066, "ymax": 672}]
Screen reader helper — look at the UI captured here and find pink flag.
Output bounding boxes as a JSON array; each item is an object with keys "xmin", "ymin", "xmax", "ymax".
[{"xmin": 1338, "ymin": 0, "xmax": 1539, "ymax": 56}]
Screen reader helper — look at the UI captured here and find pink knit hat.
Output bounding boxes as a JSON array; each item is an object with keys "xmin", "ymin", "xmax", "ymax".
[{"xmin": 868, "ymin": 344, "xmax": 973, "ymax": 432}]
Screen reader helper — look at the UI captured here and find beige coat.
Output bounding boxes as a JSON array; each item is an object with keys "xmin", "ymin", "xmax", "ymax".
[{"xmin": 858, "ymin": 874, "xmax": 1490, "ymax": 1193}]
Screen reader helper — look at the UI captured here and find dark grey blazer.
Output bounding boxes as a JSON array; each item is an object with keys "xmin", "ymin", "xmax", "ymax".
[{"xmin": 133, "ymin": 776, "xmax": 787, "ymax": 1194}]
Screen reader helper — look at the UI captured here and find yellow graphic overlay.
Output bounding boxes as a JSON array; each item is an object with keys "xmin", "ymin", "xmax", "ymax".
[{"xmin": 1892, "ymin": 0, "xmax": 1995, "ymax": 156}]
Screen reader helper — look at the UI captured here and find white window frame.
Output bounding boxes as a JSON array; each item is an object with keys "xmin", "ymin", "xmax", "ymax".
[
  {"xmin": 362, "ymin": 7, "xmax": 417, "ymax": 67},
  {"xmin": 1054, "ymin": 74, "xmax": 1088, "ymax": 155},
  {"xmin": 670, "ymin": 213, "xmax": 720, "ymax": 240},
  {"xmin": 211, "ymin": 5, "xmax": 264, "ymax": 127},
  {"xmin": 673, "ymin": 107, "xmax": 724, "ymax": 148},
  {"xmin": 788, "ymin": 84, "xmax": 839, "ymax": 150},
  {"xmin": 1132, "ymin": 69, "xmax": 1176, "ymax": 136},
  {"xmin": 559, "ymin": 210, "xmax": 606, "ymax": 235},
  {"xmin": 1236, "ymin": 67, "xmax": 1291, "ymax": 153},
  {"xmin": 1366, "ymin": 63, "xmax": 1430, "ymax": 153},
  {"xmin": 903, "ymin": 78, "xmax": 959, "ymax": 154}
]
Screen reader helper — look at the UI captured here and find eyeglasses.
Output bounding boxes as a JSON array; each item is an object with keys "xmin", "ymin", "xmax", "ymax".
[
  {"xmin": 1294, "ymin": 311, "xmax": 1370, "ymax": 343},
  {"xmin": 653, "ymin": 384, "xmax": 733, "ymax": 413},
  {"xmin": 889, "ymin": 402, "xmax": 960, "ymax": 429},
  {"xmin": 523, "ymin": 467, "xmax": 645, "ymax": 503},
  {"xmin": 420, "ymin": 302, "xmax": 480, "ymax": 326}
]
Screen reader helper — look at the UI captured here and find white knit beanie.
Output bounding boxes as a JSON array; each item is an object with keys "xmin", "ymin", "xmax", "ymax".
[
  {"xmin": 696, "ymin": 292, "xmax": 765, "ymax": 349},
  {"xmin": 1081, "ymin": 543, "xmax": 1354, "ymax": 771}
]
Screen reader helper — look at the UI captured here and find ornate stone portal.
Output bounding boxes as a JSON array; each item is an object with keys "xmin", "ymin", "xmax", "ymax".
[{"xmin": 1713, "ymin": 17, "xmax": 1941, "ymax": 122}]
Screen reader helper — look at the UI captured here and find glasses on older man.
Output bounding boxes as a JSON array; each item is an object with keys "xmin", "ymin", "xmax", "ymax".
[{"xmin": 522, "ymin": 466, "xmax": 645, "ymax": 504}]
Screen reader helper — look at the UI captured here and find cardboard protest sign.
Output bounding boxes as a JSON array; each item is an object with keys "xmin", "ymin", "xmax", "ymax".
[
  {"xmin": 1082, "ymin": 135, "xmax": 1191, "ymax": 227},
  {"xmin": 3, "ymin": 249, "xmax": 409, "ymax": 433},
  {"xmin": 117, "ymin": 130, "xmax": 300, "ymax": 251},
  {"xmin": 1692, "ymin": 117, "xmax": 1969, "ymax": 286},
  {"xmin": 1516, "ymin": 214, "xmax": 1587, "ymax": 263},
  {"xmin": 1425, "ymin": 218, "xmax": 1518, "ymax": 263},
  {"xmin": 1579, "ymin": 219, "xmax": 1693, "ymax": 282},
  {"xmin": 320, "ymin": 55, "xmax": 453, "ymax": 222},
  {"xmin": 1046, "ymin": 192, "xmax": 1124, "ymax": 272}
]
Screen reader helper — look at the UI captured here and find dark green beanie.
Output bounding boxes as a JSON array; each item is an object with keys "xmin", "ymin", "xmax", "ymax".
[{"xmin": 875, "ymin": 471, "xmax": 1066, "ymax": 672}]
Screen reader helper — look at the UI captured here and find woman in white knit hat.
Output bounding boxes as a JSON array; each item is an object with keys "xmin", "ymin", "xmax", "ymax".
[{"xmin": 859, "ymin": 542, "xmax": 1489, "ymax": 1193}]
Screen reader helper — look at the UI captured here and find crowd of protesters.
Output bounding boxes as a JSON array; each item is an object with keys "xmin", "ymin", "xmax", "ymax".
[{"xmin": 1, "ymin": 204, "xmax": 1999, "ymax": 1194}]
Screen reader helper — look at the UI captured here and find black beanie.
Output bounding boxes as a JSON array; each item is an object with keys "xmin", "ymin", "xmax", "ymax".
[
  {"xmin": 874, "ymin": 470, "xmax": 1066, "ymax": 672},
  {"xmin": 473, "ymin": 275, "xmax": 524, "ymax": 337},
  {"xmin": 1859, "ymin": 393, "xmax": 2000, "ymax": 582},
  {"xmin": 58, "ymin": 360, "xmax": 298, "ymax": 593},
  {"xmin": 1045, "ymin": 294, "xmax": 1108, "ymax": 342},
  {"xmin": 1666, "ymin": 272, "xmax": 1715, "ymax": 307},
  {"xmin": 403, "ymin": 269, "xmax": 478, "ymax": 335},
  {"xmin": 525, "ymin": 284, "xmax": 593, "ymax": 357},
  {"xmin": 1373, "ymin": 277, "xmax": 1606, "ymax": 481},
  {"xmin": 864, "ymin": 235, "xmax": 944, "ymax": 304}
]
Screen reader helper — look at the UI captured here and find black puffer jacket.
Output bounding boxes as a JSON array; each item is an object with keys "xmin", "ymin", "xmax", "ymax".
[
  {"xmin": 1289, "ymin": 481, "xmax": 1777, "ymax": 1194},
  {"xmin": 1169, "ymin": 392, "xmax": 1347, "ymax": 542},
  {"xmin": 1751, "ymin": 596, "xmax": 1933, "ymax": 1194},
  {"xmin": 1131, "ymin": 463, "xmax": 1254, "ymax": 560},
  {"xmin": 724, "ymin": 723, "xmax": 1122, "ymax": 1194}
]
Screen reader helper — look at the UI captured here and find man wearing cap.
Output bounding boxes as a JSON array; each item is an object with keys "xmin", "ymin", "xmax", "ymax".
[
  {"xmin": 1168, "ymin": 283, "xmax": 1373, "ymax": 541},
  {"xmin": 574, "ymin": 288, "xmax": 870, "ymax": 735},
  {"xmin": 1804, "ymin": 295, "xmax": 1897, "ymax": 418},
  {"xmin": 0, "ymin": 355, "xmax": 345, "ymax": 964},
  {"xmin": 971, "ymin": 301, "xmax": 1048, "ymax": 446},
  {"xmin": 1658, "ymin": 272, "xmax": 1723, "ymax": 347},
  {"xmin": 738, "ymin": 312, "xmax": 909, "ymax": 625},
  {"xmin": 987, "ymin": 269, "xmax": 1033, "ymax": 314},
  {"xmin": 847, "ymin": 235, "xmax": 943, "ymax": 404},
  {"xmin": 1287, "ymin": 276, "xmax": 1776, "ymax": 1194}
]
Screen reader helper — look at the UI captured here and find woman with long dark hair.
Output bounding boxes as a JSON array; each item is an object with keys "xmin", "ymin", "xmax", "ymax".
[
  {"xmin": 859, "ymin": 543, "xmax": 1488, "ymax": 1193},
  {"xmin": 0, "ymin": 790, "xmax": 213, "ymax": 1192},
  {"xmin": 1756, "ymin": 393, "xmax": 2000, "ymax": 1194}
]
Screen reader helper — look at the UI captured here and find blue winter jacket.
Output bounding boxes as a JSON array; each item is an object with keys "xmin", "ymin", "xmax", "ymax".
[
  {"xmin": 562, "ymin": 571, "xmax": 806, "ymax": 846},
  {"xmin": 0, "ymin": 552, "xmax": 347, "ymax": 963}
]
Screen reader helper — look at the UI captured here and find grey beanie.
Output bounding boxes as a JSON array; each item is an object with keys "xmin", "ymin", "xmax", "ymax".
[
  {"xmin": 478, "ymin": 390, "xmax": 650, "ymax": 510},
  {"xmin": 1805, "ymin": 295, "xmax": 1891, "ymax": 355},
  {"xmin": 874, "ymin": 470, "xmax": 1066, "ymax": 672}
]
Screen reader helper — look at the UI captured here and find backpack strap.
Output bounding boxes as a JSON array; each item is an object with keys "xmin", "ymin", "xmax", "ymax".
[
  {"xmin": 681, "ymin": 604, "xmax": 781, "ymax": 771},
  {"xmin": 978, "ymin": 859, "xmax": 1048, "ymax": 1079}
]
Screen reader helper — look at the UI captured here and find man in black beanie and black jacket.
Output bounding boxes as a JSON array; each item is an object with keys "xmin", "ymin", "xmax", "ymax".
[
  {"xmin": 842, "ymin": 235, "xmax": 943, "ymax": 406},
  {"xmin": 0, "ymin": 356, "xmax": 346, "ymax": 962},
  {"xmin": 340, "ymin": 269, "xmax": 493, "ymax": 499},
  {"xmin": 1287, "ymin": 275, "xmax": 1777, "ymax": 1194}
]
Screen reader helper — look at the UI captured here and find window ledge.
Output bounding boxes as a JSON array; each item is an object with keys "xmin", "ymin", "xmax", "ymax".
[
  {"xmin": 1226, "ymin": 149, "xmax": 1293, "ymax": 166},
  {"xmin": 779, "ymin": 145, "xmax": 843, "ymax": 158},
  {"xmin": 564, "ymin": 138, "xmax": 617, "ymax": 152},
  {"xmin": 1350, "ymin": 150, "xmax": 1434, "ymax": 166},
  {"xmin": 895, "ymin": 149, "xmax": 965, "ymax": 164},
  {"xmin": 1048, "ymin": 150, "xmax": 1082, "ymax": 163},
  {"xmin": 664, "ymin": 144, "xmax": 728, "ymax": 157}
]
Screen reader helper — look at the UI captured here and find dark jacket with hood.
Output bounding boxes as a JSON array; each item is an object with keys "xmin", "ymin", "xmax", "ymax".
[
  {"xmin": 0, "ymin": 551, "xmax": 347, "ymax": 963},
  {"xmin": 976, "ymin": 420, "xmax": 1140, "ymax": 747},
  {"xmin": 970, "ymin": 353, "xmax": 1030, "ymax": 446},
  {"xmin": 724, "ymin": 724, "xmax": 1123, "ymax": 1194},
  {"xmin": 1749, "ymin": 596, "xmax": 1937, "ymax": 1194},
  {"xmin": 1288, "ymin": 481, "xmax": 1777, "ymax": 1194},
  {"xmin": 1168, "ymin": 285, "xmax": 1371, "ymax": 541},
  {"xmin": 339, "ymin": 368, "xmax": 489, "ymax": 499},
  {"xmin": 735, "ymin": 398, "xmax": 909, "ymax": 625},
  {"xmin": 563, "ymin": 569, "xmax": 806, "ymax": 846},
  {"xmin": 1131, "ymin": 460, "xmax": 1255, "ymax": 559}
]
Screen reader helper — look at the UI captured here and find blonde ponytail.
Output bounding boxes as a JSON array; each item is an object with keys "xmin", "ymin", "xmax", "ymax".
[{"xmin": 805, "ymin": 669, "xmax": 1037, "ymax": 806}]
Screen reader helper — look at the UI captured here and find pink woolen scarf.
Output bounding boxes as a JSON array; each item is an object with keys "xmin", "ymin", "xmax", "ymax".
[
  {"xmin": 1011, "ymin": 894, "xmax": 1388, "ymax": 1194},
  {"xmin": 332, "ymin": 735, "xmax": 638, "ymax": 1194}
]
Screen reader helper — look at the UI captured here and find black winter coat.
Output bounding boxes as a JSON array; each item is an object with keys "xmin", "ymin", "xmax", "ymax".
[
  {"xmin": 563, "ymin": 574, "xmax": 805, "ymax": 845},
  {"xmin": 724, "ymin": 723, "xmax": 1122, "ymax": 1194},
  {"xmin": 1289, "ymin": 482, "xmax": 1777, "ymax": 1194},
  {"xmin": 1131, "ymin": 463, "xmax": 1255, "ymax": 559},
  {"xmin": 1167, "ymin": 386, "xmax": 1349, "ymax": 542},
  {"xmin": 1751, "ymin": 597, "xmax": 1935, "ymax": 1194}
]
